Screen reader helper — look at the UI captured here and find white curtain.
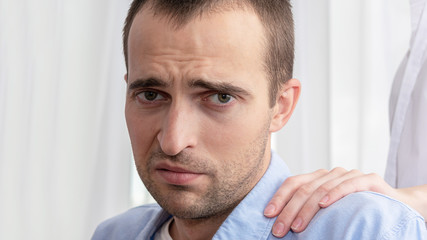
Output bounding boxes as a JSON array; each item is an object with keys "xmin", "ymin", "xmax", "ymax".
[
  {"xmin": 0, "ymin": 1, "xmax": 412, "ymax": 240},
  {"xmin": 274, "ymin": 0, "xmax": 411, "ymax": 175},
  {"xmin": 0, "ymin": 1, "xmax": 132, "ymax": 239}
]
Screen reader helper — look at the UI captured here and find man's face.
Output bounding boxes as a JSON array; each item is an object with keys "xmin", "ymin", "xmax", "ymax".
[{"xmin": 125, "ymin": 8, "xmax": 276, "ymax": 219}]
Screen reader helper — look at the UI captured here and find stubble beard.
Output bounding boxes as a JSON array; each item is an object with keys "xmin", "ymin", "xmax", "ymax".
[{"xmin": 136, "ymin": 125, "xmax": 270, "ymax": 220}]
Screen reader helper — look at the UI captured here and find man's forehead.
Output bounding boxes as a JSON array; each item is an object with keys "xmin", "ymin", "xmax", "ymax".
[{"xmin": 129, "ymin": 5, "xmax": 265, "ymax": 48}]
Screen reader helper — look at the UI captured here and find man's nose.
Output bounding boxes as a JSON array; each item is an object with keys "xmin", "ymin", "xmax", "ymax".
[{"xmin": 157, "ymin": 102, "xmax": 198, "ymax": 156}]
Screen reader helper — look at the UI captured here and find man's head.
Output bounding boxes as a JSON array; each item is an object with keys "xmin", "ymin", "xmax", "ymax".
[{"xmin": 123, "ymin": 0, "xmax": 300, "ymax": 222}]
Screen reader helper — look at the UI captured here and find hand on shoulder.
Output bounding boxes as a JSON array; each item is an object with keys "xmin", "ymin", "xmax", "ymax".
[{"xmin": 263, "ymin": 168, "xmax": 427, "ymax": 237}]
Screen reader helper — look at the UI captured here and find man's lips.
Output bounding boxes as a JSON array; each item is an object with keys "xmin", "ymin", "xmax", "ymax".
[{"xmin": 155, "ymin": 163, "xmax": 203, "ymax": 185}]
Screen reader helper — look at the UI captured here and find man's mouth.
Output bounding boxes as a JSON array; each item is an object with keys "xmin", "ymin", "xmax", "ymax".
[{"xmin": 155, "ymin": 163, "xmax": 203, "ymax": 185}]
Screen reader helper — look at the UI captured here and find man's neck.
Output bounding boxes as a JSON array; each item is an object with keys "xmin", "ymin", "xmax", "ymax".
[{"xmin": 169, "ymin": 207, "xmax": 234, "ymax": 240}]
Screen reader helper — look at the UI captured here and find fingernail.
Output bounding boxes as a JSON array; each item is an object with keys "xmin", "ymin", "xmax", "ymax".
[
  {"xmin": 272, "ymin": 222, "xmax": 285, "ymax": 237},
  {"xmin": 264, "ymin": 204, "xmax": 276, "ymax": 216},
  {"xmin": 319, "ymin": 195, "xmax": 329, "ymax": 205},
  {"xmin": 291, "ymin": 217, "xmax": 302, "ymax": 231}
]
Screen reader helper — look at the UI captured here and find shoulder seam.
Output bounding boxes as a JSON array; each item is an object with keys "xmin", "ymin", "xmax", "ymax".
[{"xmin": 379, "ymin": 212, "xmax": 424, "ymax": 239}]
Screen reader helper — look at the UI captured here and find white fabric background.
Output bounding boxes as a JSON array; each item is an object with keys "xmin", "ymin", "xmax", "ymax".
[
  {"xmin": 0, "ymin": 1, "xmax": 132, "ymax": 239},
  {"xmin": 0, "ymin": 1, "xmax": 410, "ymax": 239},
  {"xmin": 276, "ymin": 0, "xmax": 410, "ymax": 175}
]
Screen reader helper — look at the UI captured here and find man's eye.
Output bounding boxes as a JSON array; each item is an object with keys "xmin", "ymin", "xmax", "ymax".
[
  {"xmin": 208, "ymin": 93, "xmax": 235, "ymax": 104},
  {"xmin": 137, "ymin": 91, "xmax": 165, "ymax": 102}
]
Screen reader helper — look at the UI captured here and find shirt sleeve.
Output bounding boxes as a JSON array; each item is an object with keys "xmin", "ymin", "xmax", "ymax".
[{"xmin": 296, "ymin": 192, "xmax": 427, "ymax": 240}]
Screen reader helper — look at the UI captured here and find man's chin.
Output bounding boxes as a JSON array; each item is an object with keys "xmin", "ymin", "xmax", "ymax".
[
  {"xmin": 155, "ymin": 192, "xmax": 238, "ymax": 221},
  {"xmin": 160, "ymin": 199, "xmax": 209, "ymax": 219},
  {"xmin": 151, "ymin": 192, "xmax": 213, "ymax": 218}
]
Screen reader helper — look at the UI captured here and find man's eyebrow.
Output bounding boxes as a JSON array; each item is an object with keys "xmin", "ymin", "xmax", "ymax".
[
  {"xmin": 127, "ymin": 78, "xmax": 169, "ymax": 93},
  {"xmin": 189, "ymin": 79, "xmax": 252, "ymax": 96}
]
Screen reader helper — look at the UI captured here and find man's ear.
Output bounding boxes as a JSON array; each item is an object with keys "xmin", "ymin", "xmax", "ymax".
[
  {"xmin": 124, "ymin": 73, "xmax": 128, "ymax": 83},
  {"xmin": 269, "ymin": 78, "xmax": 301, "ymax": 132}
]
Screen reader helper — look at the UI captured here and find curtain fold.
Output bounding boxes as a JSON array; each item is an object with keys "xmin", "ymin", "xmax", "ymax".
[
  {"xmin": 274, "ymin": 0, "xmax": 410, "ymax": 175},
  {"xmin": 0, "ymin": 1, "xmax": 132, "ymax": 239}
]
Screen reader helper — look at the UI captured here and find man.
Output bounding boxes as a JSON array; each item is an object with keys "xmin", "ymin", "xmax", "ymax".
[{"xmin": 92, "ymin": 0, "xmax": 426, "ymax": 239}]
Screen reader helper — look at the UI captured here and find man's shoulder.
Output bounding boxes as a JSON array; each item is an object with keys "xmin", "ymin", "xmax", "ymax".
[
  {"xmin": 298, "ymin": 191, "xmax": 426, "ymax": 239},
  {"xmin": 91, "ymin": 203, "xmax": 170, "ymax": 240}
]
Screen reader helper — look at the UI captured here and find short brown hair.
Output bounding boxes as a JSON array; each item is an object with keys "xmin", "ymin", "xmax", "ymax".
[{"xmin": 123, "ymin": 0, "xmax": 294, "ymax": 106}]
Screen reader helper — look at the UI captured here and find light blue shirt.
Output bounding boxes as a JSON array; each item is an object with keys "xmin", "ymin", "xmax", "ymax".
[{"xmin": 92, "ymin": 151, "xmax": 427, "ymax": 239}]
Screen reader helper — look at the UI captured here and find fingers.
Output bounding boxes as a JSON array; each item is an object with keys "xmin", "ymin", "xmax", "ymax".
[
  {"xmin": 285, "ymin": 171, "xmax": 389, "ymax": 236},
  {"xmin": 318, "ymin": 173, "xmax": 389, "ymax": 208},
  {"xmin": 290, "ymin": 169, "xmax": 365, "ymax": 233},
  {"xmin": 270, "ymin": 167, "xmax": 349, "ymax": 237},
  {"xmin": 264, "ymin": 169, "xmax": 329, "ymax": 218}
]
